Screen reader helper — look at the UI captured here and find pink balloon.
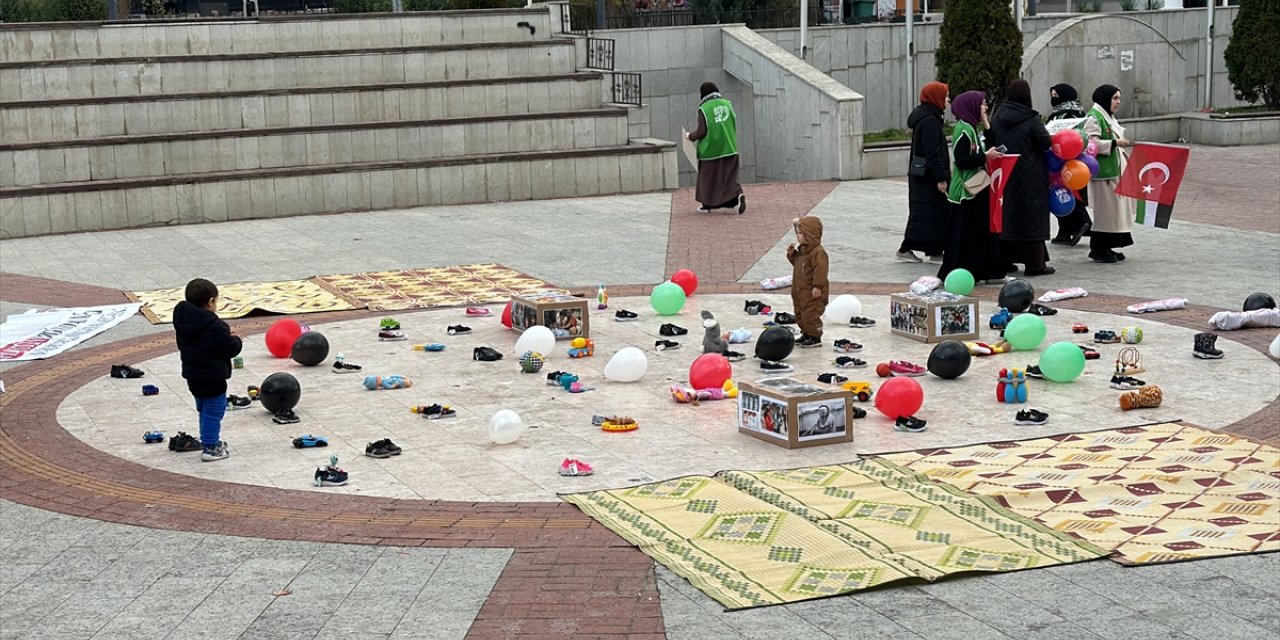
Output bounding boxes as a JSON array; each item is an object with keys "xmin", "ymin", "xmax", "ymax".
[{"xmin": 1085, "ymin": 140, "xmax": 1098, "ymax": 157}]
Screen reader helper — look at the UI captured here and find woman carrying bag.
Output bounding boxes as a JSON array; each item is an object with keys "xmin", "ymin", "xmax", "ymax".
[
  {"xmin": 992, "ymin": 79, "xmax": 1055, "ymax": 276},
  {"xmin": 937, "ymin": 90, "xmax": 1007, "ymax": 284},
  {"xmin": 1084, "ymin": 84, "xmax": 1134, "ymax": 264},
  {"xmin": 897, "ymin": 82, "xmax": 951, "ymax": 264}
]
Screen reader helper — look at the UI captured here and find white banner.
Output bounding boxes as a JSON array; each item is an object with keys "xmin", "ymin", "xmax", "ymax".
[
  {"xmin": 0, "ymin": 303, "xmax": 142, "ymax": 361},
  {"xmin": 1045, "ymin": 117, "xmax": 1087, "ymax": 135}
]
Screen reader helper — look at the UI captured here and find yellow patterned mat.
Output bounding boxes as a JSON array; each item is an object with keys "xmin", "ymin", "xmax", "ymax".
[
  {"xmin": 313, "ymin": 264, "xmax": 564, "ymax": 312},
  {"xmin": 878, "ymin": 422, "xmax": 1280, "ymax": 565},
  {"xmin": 128, "ymin": 279, "xmax": 358, "ymax": 324},
  {"xmin": 562, "ymin": 458, "xmax": 1106, "ymax": 609}
]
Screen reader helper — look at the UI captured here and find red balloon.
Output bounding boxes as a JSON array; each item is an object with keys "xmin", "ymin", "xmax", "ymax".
[
  {"xmin": 874, "ymin": 376, "xmax": 924, "ymax": 419},
  {"xmin": 1051, "ymin": 129, "xmax": 1084, "ymax": 160},
  {"xmin": 265, "ymin": 319, "xmax": 303, "ymax": 358},
  {"xmin": 501, "ymin": 301, "xmax": 513, "ymax": 329},
  {"xmin": 689, "ymin": 353, "xmax": 732, "ymax": 390},
  {"xmin": 671, "ymin": 269, "xmax": 699, "ymax": 296},
  {"xmin": 1060, "ymin": 159, "xmax": 1090, "ymax": 190}
]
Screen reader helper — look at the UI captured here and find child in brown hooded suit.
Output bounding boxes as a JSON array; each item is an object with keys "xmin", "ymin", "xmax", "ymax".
[{"xmin": 786, "ymin": 216, "xmax": 830, "ymax": 348}]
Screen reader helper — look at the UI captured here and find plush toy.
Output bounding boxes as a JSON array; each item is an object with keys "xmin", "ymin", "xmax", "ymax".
[
  {"xmin": 966, "ymin": 341, "xmax": 1012, "ymax": 356},
  {"xmin": 1127, "ymin": 297, "xmax": 1188, "ymax": 314},
  {"xmin": 910, "ymin": 276, "xmax": 942, "ymax": 295},
  {"xmin": 1209, "ymin": 308, "xmax": 1280, "ymax": 331},
  {"xmin": 723, "ymin": 328, "xmax": 753, "ymax": 344},
  {"xmin": 995, "ymin": 368, "xmax": 1028, "ymax": 404},
  {"xmin": 702, "ymin": 310, "xmax": 729, "ymax": 354},
  {"xmin": 1038, "ymin": 287, "xmax": 1088, "ymax": 303},
  {"xmin": 670, "ymin": 380, "xmax": 739, "ymax": 405},
  {"xmin": 761, "ymin": 275, "xmax": 792, "ymax": 290},
  {"xmin": 363, "ymin": 375, "xmax": 412, "ymax": 390},
  {"xmin": 1120, "ymin": 385, "xmax": 1163, "ymax": 410}
]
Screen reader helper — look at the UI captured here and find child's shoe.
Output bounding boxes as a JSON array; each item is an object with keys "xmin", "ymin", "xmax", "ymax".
[
  {"xmin": 143, "ymin": 431, "xmax": 165, "ymax": 444},
  {"xmin": 447, "ymin": 325, "xmax": 471, "ymax": 335},
  {"xmin": 852, "ymin": 406, "xmax": 867, "ymax": 419},
  {"xmin": 379, "ymin": 318, "xmax": 401, "ymax": 331},
  {"xmin": 1014, "ymin": 408, "xmax": 1049, "ymax": 425},
  {"xmin": 379, "ymin": 330, "xmax": 407, "ymax": 342},
  {"xmin": 833, "ymin": 339, "xmax": 862, "ymax": 353},
  {"xmin": 292, "ymin": 435, "xmax": 329, "ymax": 448},
  {"xmin": 888, "ymin": 361, "xmax": 926, "ymax": 377},
  {"xmin": 272, "ymin": 409, "xmax": 301, "ymax": 425},
  {"xmin": 168, "ymin": 432, "xmax": 201, "ymax": 452},
  {"xmin": 894, "ymin": 416, "xmax": 928, "ymax": 432},
  {"xmin": 226, "ymin": 394, "xmax": 254, "ymax": 410},
  {"xmin": 1025, "ymin": 365, "xmax": 1044, "ymax": 379},
  {"xmin": 332, "ymin": 354, "xmax": 363, "ymax": 373},
  {"xmin": 110, "ymin": 364, "xmax": 145, "ymax": 379},
  {"xmin": 614, "ymin": 310, "xmax": 639, "ymax": 322},
  {"xmin": 315, "ymin": 464, "xmax": 349, "ymax": 487},
  {"xmin": 559, "ymin": 458, "xmax": 595, "ymax": 476},
  {"xmin": 473, "ymin": 347, "xmax": 503, "ymax": 361},
  {"xmin": 1110, "ymin": 375, "xmax": 1146, "ymax": 390},
  {"xmin": 848, "ymin": 317, "xmax": 876, "ymax": 328},
  {"xmin": 465, "ymin": 307, "xmax": 492, "ymax": 317},
  {"xmin": 816, "ymin": 373, "xmax": 848, "ymax": 385},
  {"xmin": 201, "ymin": 441, "xmax": 229, "ymax": 462},
  {"xmin": 834, "ymin": 356, "xmax": 867, "ymax": 369},
  {"xmin": 1094, "ymin": 330, "xmax": 1120, "ymax": 344},
  {"xmin": 659, "ymin": 323, "xmax": 688, "ymax": 336},
  {"xmin": 774, "ymin": 312, "xmax": 797, "ymax": 325},
  {"xmin": 797, "ymin": 335, "xmax": 822, "ymax": 349},
  {"xmin": 1193, "ymin": 332, "xmax": 1224, "ymax": 359},
  {"xmin": 655, "ymin": 339, "xmax": 681, "ymax": 351},
  {"xmin": 365, "ymin": 440, "xmax": 396, "ymax": 459},
  {"xmin": 760, "ymin": 361, "xmax": 793, "ymax": 374},
  {"xmin": 724, "ymin": 351, "xmax": 746, "ymax": 362}
]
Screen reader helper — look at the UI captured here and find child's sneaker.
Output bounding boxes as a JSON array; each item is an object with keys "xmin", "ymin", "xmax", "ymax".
[
  {"xmin": 1094, "ymin": 330, "xmax": 1120, "ymax": 344},
  {"xmin": 412, "ymin": 403, "xmax": 457, "ymax": 420},
  {"xmin": 852, "ymin": 406, "xmax": 867, "ymax": 419},
  {"xmin": 724, "ymin": 351, "xmax": 746, "ymax": 362},
  {"xmin": 1025, "ymin": 365, "xmax": 1044, "ymax": 379},
  {"xmin": 659, "ymin": 323, "xmax": 688, "ymax": 336},
  {"xmin": 614, "ymin": 310, "xmax": 639, "ymax": 322},
  {"xmin": 381, "ymin": 438, "xmax": 402, "ymax": 455},
  {"xmin": 292, "ymin": 435, "xmax": 329, "ymax": 448},
  {"xmin": 744, "ymin": 300, "xmax": 764, "ymax": 315},
  {"xmin": 546, "ymin": 371, "xmax": 566, "ymax": 386},
  {"xmin": 227, "ymin": 394, "xmax": 254, "ymax": 410},
  {"xmin": 889, "ymin": 360, "xmax": 927, "ymax": 377},
  {"xmin": 447, "ymin": 325, "xmax": 471, "ymax": 335},
  {"xmin": 143, "ymin": 431, "xmax": 165, "ymax": 444},
  {"xmin": 760, "ymin": 361, "xmax": 793, "ymax": 374},
  {"xmin": 834, "ymin": 356, "xmax": 867, "ymax": 369},
  {"xmin": 332, "ymin": 354, "xmax": 362, "ymax": 374},
  {"xmin": 379, "ymin": 330, "xmax": 407, "ymax": 342},
  {"xmin": 1109, "ymin": 375, "xmax": 1146, "ymax": 390},
  {"xmin": 894, "ymin": 416, "xmax": 928, "ymax": 432},
  {"xmin": 465, "ymin": 307, "xmax": 491, "ymax": 317},
  {"xmin": 365, "ymin": 440, "xmax": 396, "ymax": 459},
  {"xmin": 169, "ymin": 432, "xmax": 201, "ymax": 452},
  {"xmin": 380, "ymin": 318, "xmax": 401, "ymax": 331},
  {"xmin": 816, "ymin": 373, "xmax": 848, "ymax": 384},
  {"xmin": 201, "ymin": 441, "xmax": 229, "ymax": 462},
  {"xmin": 1014, "ymin": 408, "xmax": 1049, "ymax": 425},
  {"xmin": 272, "ymin": 409, "xmax": 300, "ymax": 425},
  {"xmin": 833, "ymin": 339, "xmax": 863, "ymax": 353},
  {"xmin": 774, "ymin": 312, "xmax": 797, "ymax": 325},
  {"xmin": 473, "ymin": 346, "xmax": 503, "ymax": 361},
  {"xmin": 655, "ymin": 339, "xmax": 681, "ymax": 351},
  {"xmin": 110, "ymin": 364, "xmax": 145, "ymax": 379},
  {"xmin": 848, "ymin": 317, "xmax": 876, "ymax": 328},
  {"xmin": 315, "ymin": 465, "xmax": 349, "ymax": 487},
  {"xmin": 559, "ymin": 458, "xmax": 595, "ymax": 476},
  {"xmin": 797, "ymin": 335, "xmax": 822, "ymax": 349}
]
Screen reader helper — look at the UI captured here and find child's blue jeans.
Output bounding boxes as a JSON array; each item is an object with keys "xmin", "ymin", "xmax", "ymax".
[{"xmin": 194, "ymin": 394, "xmax": 227, "ymax": 450}]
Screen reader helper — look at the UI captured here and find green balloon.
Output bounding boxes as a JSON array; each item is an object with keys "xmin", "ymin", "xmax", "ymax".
[
  {"xmin": 1039, "ymin": 341, "xmax": 1086, "ymax": 382},
  {"xmin": 650, "ymin": 281, "xmax": 687, "ymax": 316},
  {"xmin": 1004, "ymin": 314, "xmax": 1047, "ymax": 350},
  {"xmin": 943, "ymin": 268, "xmax": 975, "ymax": 296}
]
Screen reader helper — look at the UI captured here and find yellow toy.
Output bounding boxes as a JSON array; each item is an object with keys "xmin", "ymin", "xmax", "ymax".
[
  {"xmin": 601, "ymin": 416, "xmax": 638, "ymax": 432},
  {"xmin": 568, "ymin": 338, "xmax": 595, "ymax": 358},
  {"xmin": 841, "ymin": 381, "xmax": 874, "ymax": 402}
]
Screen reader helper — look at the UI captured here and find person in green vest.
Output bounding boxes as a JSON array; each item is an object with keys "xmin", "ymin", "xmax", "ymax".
[
  {"xmin": 936, "ymin": 90, "xmax": 1007, "ymax": 284},
  {"xmin": 685, "ymin": 82, "xmax": 746, "ymax": 214},
  {"xmin": 1084, "ymin": 84, "xmax": 1134, "ymax": 264}
]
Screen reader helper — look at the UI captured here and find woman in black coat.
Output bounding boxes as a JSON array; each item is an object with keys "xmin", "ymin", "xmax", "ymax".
[
  {"xmin": 1046, "ymin": 83, "xmax": 1091, "ymax": 246},
  {"xmin": 992, "ymin": 79, "xmax": 1055, "ymax": 276},
  {"xmin": 898, "ymin": 81, "xmax": 951, "ymax": 264}
]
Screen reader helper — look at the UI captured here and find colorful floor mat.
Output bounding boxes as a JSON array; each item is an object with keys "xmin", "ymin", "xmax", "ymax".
[
  {"xmin": 313, "ymin": 264, "xmax": 563, "ymax": 312},
  {"xmin": 878, "ymin": 422, "xmax": 1280, "ymax": 565},
  {"xmin": 562, "ymin": 458, "xmax": 1106, "ymax": 609},
  {"xmin": 128, "ymin": 279, "xmax": 358, "ymax": 324}
]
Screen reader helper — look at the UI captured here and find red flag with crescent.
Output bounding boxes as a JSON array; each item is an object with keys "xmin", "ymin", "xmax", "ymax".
[
  {"xmin": 987, "ymin": 154, "xmax": 1019, "ymax": 233},
  {"xmin": 1115, "ymin": 142, "xmax": 1190, "ymax": 229}
]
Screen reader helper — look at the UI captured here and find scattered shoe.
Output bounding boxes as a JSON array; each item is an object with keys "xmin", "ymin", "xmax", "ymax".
[
  {"xmin": 110, "ymin": 364, "xmax": 145, "ymax": 379},
  {"xmin": 1078, "ymin": 345, "xmax": 1101, "ymax": 360},
  {"xmin": 659, "ymin": 323, "xmax": 688, "ymax": 336},
  {"xmin": 315, "ymin": 465, "xmax": 349, "ymax": 487},
  {"xmin": 894, "ymin": 250, "xmax": 923, "ymax": 263},
  {"xmin": 380, "ymin": 318, "xmax": 401, "ymax": 331},
  {"xmin": 141, "ymin": 384, "xmax": 160, "ymax": 396},
  {"xmin": 797, "ymin": 335, "xmax": 822, "ymax": 349},
  {"xmin": 143, "ymin": 431, "xmax": 165, "ymax": 444},
  {"xmin": 1094, "ymin": 330, "xmax": 1120, "ymax": 344},
  {"xmin": 737, "ymin": 193, "xmax": 747, "ymax": 215},
  {"xmin": 169, "ymin": 432, "xmax": 201, "ymax": 452},
  {"xmin": 817, "ymin": 373, "xmax": 848, "ymax": 385},
  {"xmin": 1014, "ymin": 408, "xmax": 1049, "ymax": 425},
  {"xmin": 546, "ymin": 371, "xmax": 566, "ymax": 386},
  {"xmin": 774, "ymin": 312, "xmax": 797, "ymax": 325},
  {"xmin": 894, "ymin": 415, "xmax": 927, "ymax": 432},
  {"xmin": 834, "ymin": 356, "xmax": 867, "ymax": 369},
  {"xmin": 984, "ymin": 277, "xmax": 1014, "ymax": 285},
  {"xmin": 1027, "ymin": 303, "xmax": 1057, "ymax": 316},
  {"xmin": 201, "ymin": 441, "xmax": 230, "ymax": 462},
  {"xmin": 1024, "ymin": 267, "xmax": 1056, "ymax": 276},
  {"xmin": 412, "ymin": 403, "xmax": 457, "ymax": 419},
  {"xmin": 723, "ymin": 351, "xmax": 746, "ymax": 362},
  {"xmin": 760, "ymin": 361, "xmax": 794, "ymax": 374},
  {"xmin": 591, "ymin": 415, "xmax": 609, "ymax": 426},
  {"xmin": 1193, "ymin": 332, "xmax": 1224, "ymax": 359},
  {"xmin": 365, "ymin": 440, "xmax": 396, "ymax": 459},
  {"xmin": 447, "ymin": 325, "xmax": 471, "ymax": 335},
  {"xmin": 744, "ymin": 300, "xmax": 772, "ymax": 315},
  {"xmin": 272, "ymin": 409, "xmax": 300, "ymax": 425},
  {"xmin": 697, "ymin": 206, "xmax": 710, "ymax": 213},
  {"xmin": 473, "ymin": 346, "xmax": 503, "ymax": 361},
  {"xmin": 292, "ymin": 435, "xmax": 329, "ymax": 448},
  {"xmin": 852, "ymin": 406, "xmax": 867, "ymax": 419},
  {"xmin": 848, "ymin": 317, "xmax": 876, "ymax": 328},
  {"xmin": 1071, "ymin": 323, "xmax": 1090, "ymax": 334},
  {"xmin": 465, "ymin": 307, "xmax": 492, "ymax": 317},
  {"xmin": 833, "ymin": 339, "xmax": 863, "ymax": 353},
  {"xmin": 888, "ymin": 360, "xmax": 927, "ymax": 377},
  {"xmin": 655, "ymin": 339, "xmax": 681, "ymax": 351},
  {"xmin": 379, "ymin": 330, "xmax": 407, "ymax": 342},
  {"xmin": 559, "ymin": 458, "xmax": 595, "ymax": 476},
  {"xmin": 614, "ymin": 310, "xmax": 639, "ymax": 322},
  {"xmin": 1110, "ymin": 375, "xmax": 1147, "ymax": 390},
  {"xmin": 332, "ymin": 354, "xmax": 363, "ymax": 374},
  {"xmin": 1025, "ymin": 365, "xmax": 1044, "ymax": 379},
  {"xmin": 1090, "ymin": 251, "xmax": 1119, "ymax": 264},
  {"xmin": 226, "ymin": 394, "xmax": 254, "ymax": 410},
  {"xmin": 381, "ymin": 438, "xmax": 402, "ymax": 455}
]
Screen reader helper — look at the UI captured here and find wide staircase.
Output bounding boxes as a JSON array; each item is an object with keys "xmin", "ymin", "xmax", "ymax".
[{"xmin": 0, "ymin": 8, "xmax": 677, "ymax": 238}]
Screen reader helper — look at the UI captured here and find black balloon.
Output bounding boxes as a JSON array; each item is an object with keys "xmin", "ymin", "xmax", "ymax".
[
  {"xmin": 998, "ymin": 279, "xmax": 1035, "ymax": 313},
  {"xmin": 259, "ymin": 372, "xmax": 301, "ymax": 413},
  {"xmin": 754, "ymin": 326, "xmax": 796, "ymax": 362},
  {"xmin": 927, "ymin": 340, "xmax": 972, "ymax": 379},
  {"xmin": 290, "ymin": 331, "xmax": 330, "ymax": 366},
  {"xmin": 1243, "ymin": 292, "xmax": 1276, "ymax": 312}
]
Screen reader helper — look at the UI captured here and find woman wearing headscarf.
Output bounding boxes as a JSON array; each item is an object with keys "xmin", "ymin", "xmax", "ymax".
[
  {"xmin": 1046, "ymin": 83, "xmax": 1092, "ymax": 246},
  {"xmin": 685, "ymin": 82, "xmax": 746, "ymax": 214},
  {"xmin": 991, "ymin": 79, "xmax": 1055, "ymax": 275},
  {"xmin": 1084, "ymin": 84, "xmax": 1134, "ymax": 263},
  {"xmin": 937, "ymin": 90, "xmax": 1007, "ymax": 284},
  {"xmin": 897, "ymin": 81, "xmax": 951, "ymax": 264}
]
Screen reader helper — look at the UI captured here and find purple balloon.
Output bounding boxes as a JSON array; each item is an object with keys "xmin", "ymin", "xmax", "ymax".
[
  {"xmin": 1045, "ymin": 150, "xmax": 1066, "ymax": 173},
  {"xmin": 1078, "ymin": 152, "xmax": 1100, "ymax": 177},
  {"xmin": 1049, "ymin": 185, "xmax": 1075, "ymax": 217}
]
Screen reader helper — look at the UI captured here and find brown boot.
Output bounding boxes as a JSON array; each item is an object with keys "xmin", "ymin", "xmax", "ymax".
[{"xmin": 1119, "ymin": 385, "xmax": 1163, "ymax": 411}]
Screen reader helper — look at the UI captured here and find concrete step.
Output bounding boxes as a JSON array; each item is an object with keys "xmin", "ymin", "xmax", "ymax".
[
  {"xmin": 0, "ymin": 143, "xmax": 680, "ymax": 238},
  {"xmin": 0, "ymin": 73, "xmax": 607, "ymax": 145},
  {"xmin": 1, "ymin": 109, "xmax": 633, "ymax": 186},
  {"xmin": 0, "ymin": 9, "xmax": 554, "ymax": 64},
  {"xmin": 0, "ymin": 40, "xmax": 578, "ymax": 102}
]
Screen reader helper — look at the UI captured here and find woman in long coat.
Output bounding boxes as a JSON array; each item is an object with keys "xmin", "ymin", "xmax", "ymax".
[
  {"xmin": 897, "ymin": 82, "xmax": 951, "ymax": 264},
  {"xmin": 685, "ymin": 82, "xmax": 746, "ymax": 214},
  {"xmin": 992, "ymin": 79, "xmax": 1055, "ymax": 276},
  {"xmin": 1046, "ymin": 83, "xmax": 1092, "ymax": 246},
  {"xmin": 937, "ymin": 90, "xmax": 1006, "ymax": 284},
  {"xmin": 1084, "ymin": 84, "xmax": 1134, "ymax": 263}
]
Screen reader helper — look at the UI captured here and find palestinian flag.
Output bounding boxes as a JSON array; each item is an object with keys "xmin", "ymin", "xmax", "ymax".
[{"xmin": 1115, "ymin": 142, "xmax": 1190, "ymax": 229}]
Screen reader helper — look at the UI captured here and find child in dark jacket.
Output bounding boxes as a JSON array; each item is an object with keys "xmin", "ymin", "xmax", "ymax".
[
  {"xmin": 786, "ymin": 215, "xmax": 831, "ymax": 348},
  {"xmin": 174, "ymin": 278, "xmax": 243, "ymax": 462}
]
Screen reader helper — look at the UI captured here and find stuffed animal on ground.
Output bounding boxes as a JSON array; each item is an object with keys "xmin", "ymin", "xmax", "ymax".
[
  {"xmin": 1120, "ymin": 385, "xmax": 1163, "ymax": 410},
  {"xmin": 363, "ymin": 375, "xmax": 412, "ymax": 390},
  {"xmin": 670, "ymin": 380, "xmax": 739, "ymax": 405},
  {"xmin": 966, "ymin": 341, "xmax": 1012, "ymax": 356},
  {"xmin": 702, "ymin": 310, "xmax": 728, "ymax": 354}
]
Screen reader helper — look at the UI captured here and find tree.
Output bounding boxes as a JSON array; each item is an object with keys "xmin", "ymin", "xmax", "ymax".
[
  {"xmin": 935, "ymin": 0, "xmax": 1023, "ymax": 104},
  {"xmin": 1224, "ymin": 0, "xmax": 1280, "ymax": 110}
]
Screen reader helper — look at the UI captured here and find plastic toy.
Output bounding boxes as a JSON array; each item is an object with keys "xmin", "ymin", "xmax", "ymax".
[
  {"xmin": 142, "ymin": 384, "xmax": 159, "ymax": 396},
  {"xmin": 143, "ymin": 431, "xmax": 164, "ymax": 444},
  {"xmin": 670, "ymin": 380, "xmax": 739, "ymax": 405},
  {"xmin": 965, "ymin": 341, "xmax": 1012, "ymax": 356},
  {"xmin": 1072, "ymin": 323, "xmax": 1090, "ymax": 334},
  {"xmin": 597, "ymin": 284, "xmax": 608, "ymax": 310},
  {"xmin": 841, "ymin": 381, "xmax": 874, "ymax": 402},
  {"xmin": 292, "ymin": 435, "xmax": 329, "ymax": 448},
  {"xmin": 1119, "ymin": 385, "xmax": 1163, "ymax": 410},
  {"xmin": 995, "ymin": 368, "xmax": 1029, "ymax": 404},
  {"xmin": 990, "ymin": 308, "xmax": 1012, "ymax": 330},
  {"xmin": 601, "ymin": 416, "xmax": 638, "ymax": 432},
  {"xmin": 1120, "ymin": 326, "xmax": 1144, "ymax": 344},
  {"xmin": 413, "ymin": 343, "xmax": 446, "ymax": 352},
  {"xmin": 568, "ymin": 338, "xmax": 595, "ymax": 358},
  {"xmin": 362, "ymin": 375, "xmax": 412, "ymax": 390}
]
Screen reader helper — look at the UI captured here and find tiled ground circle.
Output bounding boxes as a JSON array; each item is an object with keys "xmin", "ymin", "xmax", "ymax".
[{"xmin": 59, "ymin": 295, "xmax": 1280, "ymax": 503}]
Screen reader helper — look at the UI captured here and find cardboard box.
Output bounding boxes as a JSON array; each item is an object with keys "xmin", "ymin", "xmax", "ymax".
[
  {"xmin": 737, "ymin": 378, "xmax": 854, "ymax": 449},
  {"xmin": 510, "ymin": 291, "xmax": 589, "ymax": 340},
  {"xmin": 889, "ymin": 291, "xmax": 979, "ymax": 343}
]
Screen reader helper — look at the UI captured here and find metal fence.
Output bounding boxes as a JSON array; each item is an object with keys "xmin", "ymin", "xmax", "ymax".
[
  {"xmin": 585, "ymin": 37, "xmax": 616, "ymax": 70},
  {"xmin": 611, "ymin": 72, "xmax": 642, "ymax": 106}
]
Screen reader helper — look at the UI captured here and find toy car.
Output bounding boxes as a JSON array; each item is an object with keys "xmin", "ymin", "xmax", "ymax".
[
  {"xmin": 143, "ymin": 431, "xmax": 165, "ymax": 444},
  {"xmin": 842, "ymin": 381, "xmax": 874, "ymax": 402},
  {"xmin": 292, "ymin": 435, "xmax": 329, "ymax": 448},
  {"xmin": 1072, "ymin": 323, "xmax": 1089, "ymax": 334},
  {"xmin": 989, "ymin": 308, "xmax": 1012, "ymax": 330}
]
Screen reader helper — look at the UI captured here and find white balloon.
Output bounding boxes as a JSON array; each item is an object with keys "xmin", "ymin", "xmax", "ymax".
[
  {"xmin": 604, "ymin": 347, "xmax": 648, "ymax": 382},
  {"xmin": 514, "ymin": 326, "xmax": 556, "ymax": 358},
  {"xmin": 489, "ymin": 409, "xmax": 526, "ymax": 444},
  {"xmin": 1270, "ymin": 332, "xmax": 1280, "ymax": 359},
  {"xmin": 823, "ymin": 294, "xmax": 863, "ymax": 323}
]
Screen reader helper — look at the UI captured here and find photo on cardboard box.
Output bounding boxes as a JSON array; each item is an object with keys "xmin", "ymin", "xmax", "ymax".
[
  {"xmin": 739, "ymin": 391, "xmax": 789, "ymax": 439},
  {"xmin": 937, "ymin": 304, "xmax": 974, "ymax": 336},
  {"xmin": 544, "ymin": 308, "xmax": 585, "ymax": 338},
  {"xmin": 796, "ymin": 397, "xmax": 847, "ymax": 442},
  {"xmin": 891, "ymin": 300, "xmax": 928, "ymax": 336},
  {"xmin": 512, "ymin": 303, "xmax": 539, "ymax": 332}
]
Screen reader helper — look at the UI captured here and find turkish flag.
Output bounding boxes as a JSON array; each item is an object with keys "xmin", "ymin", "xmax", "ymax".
[
  {"xmin": 1115, "ymin": 143, "xmax": 1189, "ymax": 205},
  {"xmin": 987, "ymin": 154, "xmax": 1019, "ymax": 233}
]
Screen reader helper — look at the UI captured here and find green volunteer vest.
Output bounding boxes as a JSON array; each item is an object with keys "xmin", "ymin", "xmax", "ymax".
[
  {"xmin": 696, "ymin": 98, "xmax": 738, "ymax": 161},
  {"xmin": 1087, "ymin": 106, "xmax": 1121, "ymax": 180},
  {"xmin": 946, "ymin": 121, "xmax": 985, "ymax": 204}
]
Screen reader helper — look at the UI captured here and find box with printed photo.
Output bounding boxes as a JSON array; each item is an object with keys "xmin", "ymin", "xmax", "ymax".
[
  {"xmin": 890, "ymin": 291, "xmax": 979, "ymax": 343},
  {"xmin": 510, "ymin": 291, "xmax": 590, "ymax": 340},
  {"xmin": 737, "ymin": 377, "xmax": 853, "ymax": 449}
]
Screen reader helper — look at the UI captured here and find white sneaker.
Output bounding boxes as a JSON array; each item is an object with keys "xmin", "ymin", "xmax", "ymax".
[
  {"xmin": 894, "ymin": 251, "xmax": 922, "ymax": 263},
  {"xmin": 201, "ymin": 441, "xmax": 229, "ymax": 462}
]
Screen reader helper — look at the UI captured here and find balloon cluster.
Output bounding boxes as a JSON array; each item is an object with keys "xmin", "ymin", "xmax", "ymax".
[{"xmin": 1046, "ymin": 129, "xmax": 1098, "ymax": 217}]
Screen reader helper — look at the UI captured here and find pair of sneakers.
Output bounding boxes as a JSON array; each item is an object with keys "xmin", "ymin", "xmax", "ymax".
[
  {"xmin": 365, "ymin": 439, "xmax": 403, "ymax": 458},
  {"xmin": 744, "ymin": 300, "xmax": 772, "ymax": 315}
]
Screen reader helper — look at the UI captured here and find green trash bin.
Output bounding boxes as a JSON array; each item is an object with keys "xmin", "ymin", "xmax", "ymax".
[{"xmin": 844, "ymin": 0, "xmax": 876, "ymax": 24}]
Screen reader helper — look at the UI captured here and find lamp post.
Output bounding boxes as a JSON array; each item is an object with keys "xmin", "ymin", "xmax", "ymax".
[
  {"xmin": 801, "ymin": 0, "xmax": 809, "ymax": 59},
  {"xmin": 1205, "ymin": 0, "xmax": 1215, "ymax": 109}
]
